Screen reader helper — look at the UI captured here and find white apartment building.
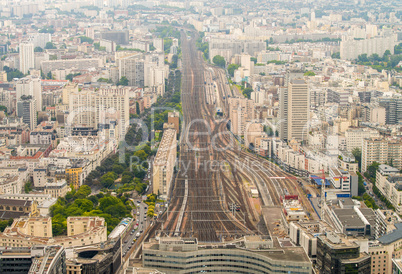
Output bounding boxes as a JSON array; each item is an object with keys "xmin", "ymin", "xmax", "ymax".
[
  {"xmin": 19, "ymin": 43, "xmax": 34, "ymax": 74},
  {"xmin": 228, "ymin": 97, "xmax": 255, "ymax": 136},
  {"xmin": 340, "ymin": 35, "xmax": 396, "ymax": 60},
  {"xmin": 345, "ymin": 128, "xmax": 380, "ymax": 152},
  {"xmin": 68, "ymin": 87, "xmax": 129, "ymax": 139},
  {"xmin": 376, "ymin": 165, "xmax": 402, "ymax": 214},
  {"xmin": 362, "ymin": 138, "xmax": 402, "ymax": 172},
  {"xmin": 41, "ymin": 58, "xmax": 103, "ymax": 74},
  {"xmin": 15, "ymin": 76, "xmax": 42, "ymax": 111},
  {"xmin": 30, "ymin": 33, "xmax": 51, "ymax": 49},
  {"xmin": 116, "ymin": 52, "xmax": 144, "ymax": 86}
]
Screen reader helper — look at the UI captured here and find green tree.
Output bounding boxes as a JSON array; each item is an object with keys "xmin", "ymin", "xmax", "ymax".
[
  {"xmin": 304, "ymin": 71, "xmax": 316, "ymax": 76},
  {"xmin": 365, "ymin": 162, "xmax": 380, "ymax": 181},
  {"xmin": 117, "ymin": 76, "xmax": 129, "ymax": 86},
  {"xmin": 0, "ymin": 105, "xmax": 7, "ymax": 113},
  {"xmin": 212, "ymin": 55, "xmax": 226, "ymax": 68},
  {"xmin": 52, "ymin": 214, "xmax": 67, "ymax": 236},
  {"xmin": 45, "ymin": 42, "xmax": 56, "ymax": 49},
  {"xmin": 358, "ymin": 54, "xmax": 369, "ymax": 62},
  {"xmin": 74, "ymin": 199, "xmax": 93, "ymax": 212},
  {"xmin": 65, "ymin": 73, "xmax": 81, "ymax": 81},
  {"xmin": 112, "ymin": 164, "xmax": 125, "ymax": 174},
  {"xmin": 46, "ymin": 71, "xmax": 53, "ymax": 80},
  {"xmin": 243, "ymin": 87, "xmax": 253, "ymax": 99},
  {"xmin": 74, "ymin": 185, "xmax": 91, "ymax": 199},
  {"xmin": 352, "ymin": 148, "xmax": 362, "ymax": 170},
  {"xmin": 134, "ymin": 150, "xmax": 148, "ymax": 162},
  {"xmin": 79, "ymin": 36, "xmax": 94, "ymax": 44},
  {"xmin": 24, "ymin": 181, "xmax": 33, "ymax": 193},
  {"xmin": 99, "ymin": 196, "xmax": 122, "ymax": 211},
  {"xmin": 34, "ymin": 47, "xmax": 43, "ymax": 52},
  {"xmin": 357, "ymin": 172, "xmax": 366, "ymax": 196},
  {"xmin": 227, "ymin": 64, "xmax": 240, "ymax": 77},
  {"xmin": 136, "ymin": 101, "xmax": 140, "ymax": 115},
  {"xmin": 331, "ymin": 52, "xmax": 340, "ymax": 59}
]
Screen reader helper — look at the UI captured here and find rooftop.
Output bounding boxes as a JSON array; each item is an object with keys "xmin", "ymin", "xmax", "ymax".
[{"xmin": 378, "ymin": 223, "xmax": 402, "ymax": 245}]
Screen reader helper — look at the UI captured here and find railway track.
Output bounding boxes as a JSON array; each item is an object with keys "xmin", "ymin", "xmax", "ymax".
[{"xmin": 160, "ymin": 32, "xmax": 255, "ymax": 242}]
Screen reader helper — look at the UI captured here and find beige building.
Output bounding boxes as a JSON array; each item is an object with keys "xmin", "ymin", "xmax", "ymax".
[
  {"xmin": 153, "ymin": 128, "xmax": 177, "ymax": 198},
  {"xmin": 345, "ymin": 128, "xmax": 380, "ymax": 152},
  {"xmin": 44, "ymin": 179, "xmax": 68, "ymax": 198},
  {"xmin": 375, "ymin": 165, "xmax": 402, "ymax": 214},
  {"xmin": 228, "ymin": 97, "xmax": 255, "ymax": 136},
  {"xmin": 279, "ymin": 79, "xmax": 309, "ymax": 142},
  {"xmin": 168, "ymin": 111, "xmax": 180, "ymax": 133},
  {"xmin": 244, "ymin": 122, "xmax": 264, "ymax": 149},
  {"xmin": 0, "ymin": 216, "xmax": 107, "ymax": 248},
  {"xmin": 62, "ymin": 82, "xmax": 78, "ymax": 105},
  {"xmin": 362, "ymin": 138, "xmax": 402, "ymax": 172},
  {"xmin": 68, "ymin": 87, "xmax": 130, "ymax": 139}
]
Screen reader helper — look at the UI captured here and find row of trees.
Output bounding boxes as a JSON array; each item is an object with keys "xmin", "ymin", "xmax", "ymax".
[
  {"xmin": 356, "ymin": 50, "xmax": 402, "ymax": 72},
  {"xmin": 196, "ymin": 32, "xmax": 209, "ymax": 60}
]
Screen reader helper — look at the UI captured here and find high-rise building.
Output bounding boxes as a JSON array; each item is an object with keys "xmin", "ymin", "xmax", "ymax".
[
  {"xmin": 378, "ymin": 97, "xmax": 402, "ymax": 125},
  {"xmin": 116, "ymin": 52, "xmax": 144, "ymax": 87},
  {"xmin": 19, "ymin": 43, "xmax": 34, "ymax": 74},
  {"xmin": 362, "ymin": 138, "xmax": 402, "ymax": 172},
  {"xmin": 153, "ymin": 38, "xmax": 164, "ymax": 52},
  {"xmin": 30, "ymin": 33, "xmax": 51, "ymax": 49},
  {"xmin": 100, "ymin": 30, "xmax": 129, "ymax": 45},
  {"xmin": 228, "ymin": 97, "xmax": 255, "ymax": 136},
  {"xmin": 68, "ymin": 87, "xmax": 130, "ymax": 139},
  {"xmin": 17, "ymin": 98, "xmax": 37, "ymax": 130},
  {"xmin": 279, "ymin": 79, "xmax": 309, "ymax": 142},
  {"xmin": 345, "ymin": 128, "xmax": 380, "ymax": 152},
  {"xmin": 16, "ymin": 76, "xmax": 42, "ymax": 111}
]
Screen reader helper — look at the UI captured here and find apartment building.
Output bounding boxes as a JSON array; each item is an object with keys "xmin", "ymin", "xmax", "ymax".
[
  {"xmin": 116, "ymin": 52, "xmax": 144, "ymax": 87},
  {"xmin": 345, "ymin": 128, "xmax": 380, "ymax": 152},
  {"xmin": 153, "ymin": 128, "xmax": 177, "ymax": 199},
  {"xmin": 15, "ymin": 76, "xmax": 42, "ymax": 111},
  {"xmin": 16, "ymin": 98, "xmax": 37, "ymax": 130},
  {"xmin": 209, "ymin": 39, "xmax": 265, "ymax": 63},
  {"xmin": 362, "ymin": 138, "xmax": 402, "ymax": 172},
  {"xmin": 378, "ymin": 97, "xmax": 402, "ymax": 125},
  {"xmin": 279, "ymin": 79, "xmax": 309, "ymax": 142},
  {"xmin": 68, "ymin": 87, "xmax": 129, "ymax": 139},
  {"xmin": 0, "ymin": 216, "xmax": 107, "ymax": 248},
  {"xmin": 340, "ymin": 35, "xmax": 396, "ymax": 60},
  {"xmin": 375, "ymin": 164, "xmax": 402, "ymax": 214},
  {"xmin": 41, "ymin": 58, "xmax": 103, "ymax": 74},
  {"xmin": 19, "ymin": 43, "xmax": 34, "ymax": 74},
  {"xmin": 228, "ymin": 97, "xmax": 255, "ymax": 136},
  {"xmin": 44, "ymin": 179, "xmax": 68, "ymax": 198}
]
